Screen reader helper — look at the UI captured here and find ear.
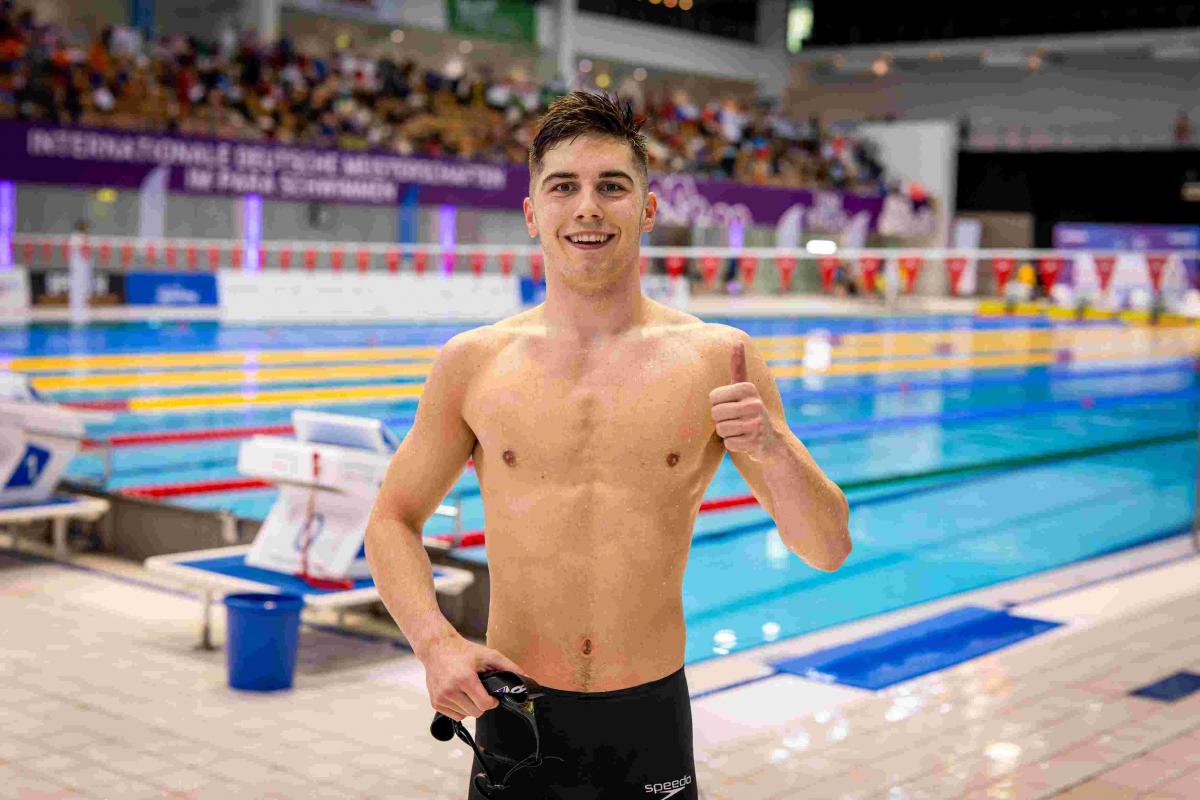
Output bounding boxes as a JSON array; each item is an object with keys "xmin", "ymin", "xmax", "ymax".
[
  {"xmin": 523, "ymin": 196, "xmax": 538, "ymax": 239},
  {"xmin": 640, "ymin": 192, "xmax": 657, "ymax": 234}
]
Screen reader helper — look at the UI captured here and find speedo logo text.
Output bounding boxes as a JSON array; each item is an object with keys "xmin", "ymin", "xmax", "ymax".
[{"xmin": 644, "ymin": 774, "xmax": 692, "ymax": 798}]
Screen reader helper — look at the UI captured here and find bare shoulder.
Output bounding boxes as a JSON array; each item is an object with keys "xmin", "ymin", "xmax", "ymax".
[
  {"xmin": 698, "ymin": 321, "xmax": 752, "ymax": 349},
  {"xmin": 432, "ymin": 324, "xmax": 506, "ymax": 381}
]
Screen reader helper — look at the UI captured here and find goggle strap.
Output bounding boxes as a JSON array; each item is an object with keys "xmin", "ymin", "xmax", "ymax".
[{"xmin": 451, "ymin": 721, "xmax": 501, "ymax": 787}]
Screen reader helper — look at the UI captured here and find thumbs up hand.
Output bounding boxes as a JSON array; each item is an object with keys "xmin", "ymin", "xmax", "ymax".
[{"xmin": 709, "ymin": 342, "xmax": 775, "ymax": 462}]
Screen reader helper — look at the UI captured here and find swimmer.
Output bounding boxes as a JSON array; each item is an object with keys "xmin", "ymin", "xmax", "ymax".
[{"xmin": 365, "ymin": 91, "xmax": 851, "ymax": 799}]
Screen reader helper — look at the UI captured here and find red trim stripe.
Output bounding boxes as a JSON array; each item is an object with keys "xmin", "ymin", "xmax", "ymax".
[
  {"xmin": 63, "ymin": 399, "xmax": 130, "ymax": 412},
  {"xmin": 111, "ymin": 424, "xmax": 294, "ymax": 447},
  {"xmin": 82, "ymin": 423, "xmax": 294, "ymax": 451},
  {"xmin": 121, "ymin": 478, "xmax": 273, "ymax": 499},
  {"xmin": 699, "ymin": 495, "xmax": 759, "ymax": 512}
]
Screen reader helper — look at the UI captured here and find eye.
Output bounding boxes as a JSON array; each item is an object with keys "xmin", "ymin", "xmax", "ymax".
[
  {"xmin": 551, "ymin": 182, "xmax": 575, "ymax": 193},
  {"xmin": 602, "ymin": 182, "xmax": 626, "ymax": 192}
]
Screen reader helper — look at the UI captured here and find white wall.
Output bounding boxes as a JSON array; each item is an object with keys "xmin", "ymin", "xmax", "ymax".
[
  {"xmin": 537, "ymin": 3, "xmax": 790, "ymax": 99},
  {"xmin": 282, "ymin": 0, "xmax": 410, "ymax": 25},
  {"xmin": 857, "ymin": 120, "xmax": 957, "ymax": 247},
  {"xmin": 789, "ymin": 59, "xmax": 1200, "ymax": 146}
]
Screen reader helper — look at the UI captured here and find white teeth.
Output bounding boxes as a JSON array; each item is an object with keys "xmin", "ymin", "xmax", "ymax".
[{"xmin": 568, "ymin": 234, "xmax": 611, "ymax": 244}]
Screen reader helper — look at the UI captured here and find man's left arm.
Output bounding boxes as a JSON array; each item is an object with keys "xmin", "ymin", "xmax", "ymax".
[{"xmin": 709, "ymin": 331, "xmax": 851, "ymax": 572}]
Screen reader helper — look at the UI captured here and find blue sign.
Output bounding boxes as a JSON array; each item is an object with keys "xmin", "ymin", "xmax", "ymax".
[
  {"xmin": 519, "ymin": 277, "xmax": 546, "ymax": 305},
  {"xmin": 125, "ymin": 272, "xmax": 218, "ymax": 306},
  {"xmin": 4, "ymin": 443, "xmax": 49, "ymax": 489}
]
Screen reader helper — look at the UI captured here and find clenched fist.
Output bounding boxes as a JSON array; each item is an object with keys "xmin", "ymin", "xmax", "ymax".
[{"xmin": 709, "ymin": 342, "xmax": 775, "ymax": 462}]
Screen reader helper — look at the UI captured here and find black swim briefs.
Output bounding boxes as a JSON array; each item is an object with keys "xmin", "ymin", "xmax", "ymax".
[{"xmin": 465, "ymin": 665, "xmax": 698, "ymax": 800}]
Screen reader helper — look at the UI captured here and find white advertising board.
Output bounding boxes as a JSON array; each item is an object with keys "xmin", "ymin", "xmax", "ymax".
[
  {"xmin": 218, "ymin": 272, "xmax": 523, "ymax": 323},
  {"xmin": 0, "ymin": 267, "xmax": 30, "ymax": 322}
]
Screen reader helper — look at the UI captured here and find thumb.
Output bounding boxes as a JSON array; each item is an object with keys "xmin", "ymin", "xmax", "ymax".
[{"xmin": 730, "ymin": 341, "xmax": 748, "ymax": 385}]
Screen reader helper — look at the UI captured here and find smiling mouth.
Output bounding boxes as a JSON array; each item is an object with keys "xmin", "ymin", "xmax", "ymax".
[{"xmin": 564, "ymin": 233, "xmax": 616, "ymax": 250}]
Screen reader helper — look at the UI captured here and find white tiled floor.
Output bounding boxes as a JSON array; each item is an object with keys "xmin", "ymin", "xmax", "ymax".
[{"xmin": 1, "ymin": 532, "xmax": 1197, "ymax": 800}]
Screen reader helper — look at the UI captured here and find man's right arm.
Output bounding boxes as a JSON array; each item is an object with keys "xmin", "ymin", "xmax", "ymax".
[{"xmin": 364, "ymin": 330, "xmax": 483, "ymax": 658}]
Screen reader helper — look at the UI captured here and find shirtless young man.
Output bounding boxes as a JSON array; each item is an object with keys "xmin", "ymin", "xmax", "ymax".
[{"xmin": 364, "ymin": 91, "xmax": 851, "ymax": 799}]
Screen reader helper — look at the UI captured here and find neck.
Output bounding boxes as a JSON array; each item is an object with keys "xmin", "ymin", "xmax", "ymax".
[{"xmin": 541, "ymin": 260, "xmax": 647, "ymax": 341}]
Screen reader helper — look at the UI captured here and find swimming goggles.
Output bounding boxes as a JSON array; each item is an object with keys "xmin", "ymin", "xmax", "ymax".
[{"xmin": 430, "ymin": 670, "xmax": 560, "ymax": 797}]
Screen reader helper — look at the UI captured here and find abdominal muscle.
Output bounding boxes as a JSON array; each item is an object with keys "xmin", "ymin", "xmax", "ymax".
[{"xmin": 479, "ymin": 501, "xmax": 695, "ymax": 692}]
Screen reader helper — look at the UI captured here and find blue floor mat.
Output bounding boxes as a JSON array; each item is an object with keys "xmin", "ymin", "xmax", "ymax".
[
  {"xmin": 1130, "ymin": 671, "xmax": 1200, "ymax": 703},
  {"xmin": 771, "ymin": 605, "xmax": 1062, "ymax": 690}
]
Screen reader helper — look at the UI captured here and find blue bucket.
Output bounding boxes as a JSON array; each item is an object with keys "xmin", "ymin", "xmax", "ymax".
[{"xmin": 224, "ymin": 592, "xmax": 303, "ymax": 692}]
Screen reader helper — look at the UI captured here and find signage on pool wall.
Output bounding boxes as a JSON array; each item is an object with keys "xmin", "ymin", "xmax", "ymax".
[
  {"xmin": 29, "ymin": 269, "xmax": 124, "ymax": 306},
  {"xmin": 218, "ymin": 272, "xmax": 523, "ymax": 322},
  {"xmin": 125, "ymin": 272, "xmax": 219, "ymax": 307},
  {"xmin": 0, "ymin": 121, "xmax": 929, "ymax": 238},
  {"xmin": 0, "ymin": 267, "xmax": 30, "ymax": 319}
]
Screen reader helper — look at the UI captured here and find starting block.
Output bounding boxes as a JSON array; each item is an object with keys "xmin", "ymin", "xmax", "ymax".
[
  {"xmin": 0, "ymin": 372, "xmax": 111, "ymax": 556},
  {"xmin": 238, "ymin": 410, "xmax": 457, "ymax": 584}
]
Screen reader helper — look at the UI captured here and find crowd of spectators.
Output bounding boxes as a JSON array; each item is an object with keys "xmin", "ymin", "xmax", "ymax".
[{"xmin": 0, "ymin": 6, "xmax": 891, "ymax": 195}]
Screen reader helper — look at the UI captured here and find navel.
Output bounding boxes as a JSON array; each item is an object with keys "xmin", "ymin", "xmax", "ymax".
[
  {"xmin": 581, "ymin": 638, "xmax": 593, "ymax": 656},
  {"xmin": 666, "ymin": 452, "xmax": 680, "ymax": 467},
  {"xmin": 502, "ymin": 449, "xmax": 516, "ymax": 467}
]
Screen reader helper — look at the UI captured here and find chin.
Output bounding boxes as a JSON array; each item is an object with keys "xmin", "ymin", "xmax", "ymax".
[{"xmin": 559, "ymin": 270, "xmax": 624, "ymax": 295}]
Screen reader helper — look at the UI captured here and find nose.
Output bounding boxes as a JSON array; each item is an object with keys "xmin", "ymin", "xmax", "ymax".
[{"xmin": 574, "ymin": 187, "xmax": 603, "ymax": 221}]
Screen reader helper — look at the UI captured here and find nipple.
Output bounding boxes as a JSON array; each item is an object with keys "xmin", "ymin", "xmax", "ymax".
[
  {"xmin": 666, "ymin": 452, "xmax": 680, "ymax": 467},
  {"xmin": 502, "ymin": 449, "xmax": 516, "ymax": 467}
]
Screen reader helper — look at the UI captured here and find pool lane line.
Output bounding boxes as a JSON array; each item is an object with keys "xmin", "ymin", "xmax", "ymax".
[
  {"xmin": 8, "ymin": 321, "xmax": 1142, "ymax": 375},
  {"xmin": 125, "ymin": 382, "xmax": 425, "ymax": 412},
  {"xmin": 5, "ymin": 345, "xmax": 442, "ymax": 373},
  {"xmin": 121, "ymin": 478, "xmax": 274, "ymax": 498},
  {"xmin": 796, "ymin": 386, "xmax": 1200, "ymax": 442},
  {"xmin": 776, "ymin": 360, "xmax": 1197, "ymax": 400},
  {"xmin": 82, "ymin": 424, "xmax": 296, "ymax": 450},
  {"xmin": 62, "ymin": 347, "xmax": 1200, "ymax": 415},
  {"xmin": 78, "ymin": 361, "xmax": 1195, "ymax": 453},
  {"xmin": 94, "ymin": 388, "xmax": 1196, "ymax": 487},
  {"xmin": 430, "ymin": 428, "xmax": 1198, "ymax": 552},
  {"xmin": 687, "ymin": 428, "xmax": 1197, "ymax": 552},
  {"xmin": 33, "ymin": 362, "xmax": 433, "ymax": 393},
  {"xmin": 34, "ymin": 333, "xmax": 1196, "ymax": 394},
  {"xmin": 831, "ymin": 429, "xmax": 1195, "ymax": 494}
]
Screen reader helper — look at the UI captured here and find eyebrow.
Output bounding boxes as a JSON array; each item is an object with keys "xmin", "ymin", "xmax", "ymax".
[{"xmin": 540, "ymin": 170, "xmax": 636, "ymax": 188}]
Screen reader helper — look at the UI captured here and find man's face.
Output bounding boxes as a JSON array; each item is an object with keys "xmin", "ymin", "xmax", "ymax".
[{"xmin": 523, "ymin": 134, "xmax": 657, "ymax": 294}]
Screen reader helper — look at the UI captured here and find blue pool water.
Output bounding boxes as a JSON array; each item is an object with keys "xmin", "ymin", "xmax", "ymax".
[{"xmin": 5, "ymin": 316, "xmax": 1197, "ymax": 664}]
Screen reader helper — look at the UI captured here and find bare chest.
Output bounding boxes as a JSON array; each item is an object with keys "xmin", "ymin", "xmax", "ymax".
[{"xmin": 464, "ymin": 344, "xmax": 717, "ymax": 482}]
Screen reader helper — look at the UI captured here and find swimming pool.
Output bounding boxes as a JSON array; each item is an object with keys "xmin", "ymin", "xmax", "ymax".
[{"xmin": 5, "ymin": 315, "xmax": 1196, "ymax": 664}]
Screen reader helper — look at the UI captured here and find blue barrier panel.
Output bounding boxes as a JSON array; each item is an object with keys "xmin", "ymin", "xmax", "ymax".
[{"xmin": 125, "ymin": 272, "xmax": 218, "ymax": 306}]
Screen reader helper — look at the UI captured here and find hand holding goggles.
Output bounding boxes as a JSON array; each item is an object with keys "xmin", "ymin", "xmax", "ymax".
[{"xmin": 430, "ymin": 670, "xmax": 560, "ymax": 797}]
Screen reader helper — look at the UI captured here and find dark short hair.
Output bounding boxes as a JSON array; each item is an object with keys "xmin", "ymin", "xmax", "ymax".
[{"xmin": 528, "ymin": 91, "xmax": 649, "ymax": 185}]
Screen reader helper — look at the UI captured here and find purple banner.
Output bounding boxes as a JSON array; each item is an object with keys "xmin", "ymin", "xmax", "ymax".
[
  {"xmin": 1053, "ymin": 223, "xmax": 1200, "ymax": 251},
  {"xmin": 0, "ymin": 121, "xmax": 931, "ymax": 237}
]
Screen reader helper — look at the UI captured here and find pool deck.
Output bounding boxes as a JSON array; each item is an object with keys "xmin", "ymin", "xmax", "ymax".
[{"xmin": 2, "ymin": 530, "xmax": 1196, "ymax": 800}]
